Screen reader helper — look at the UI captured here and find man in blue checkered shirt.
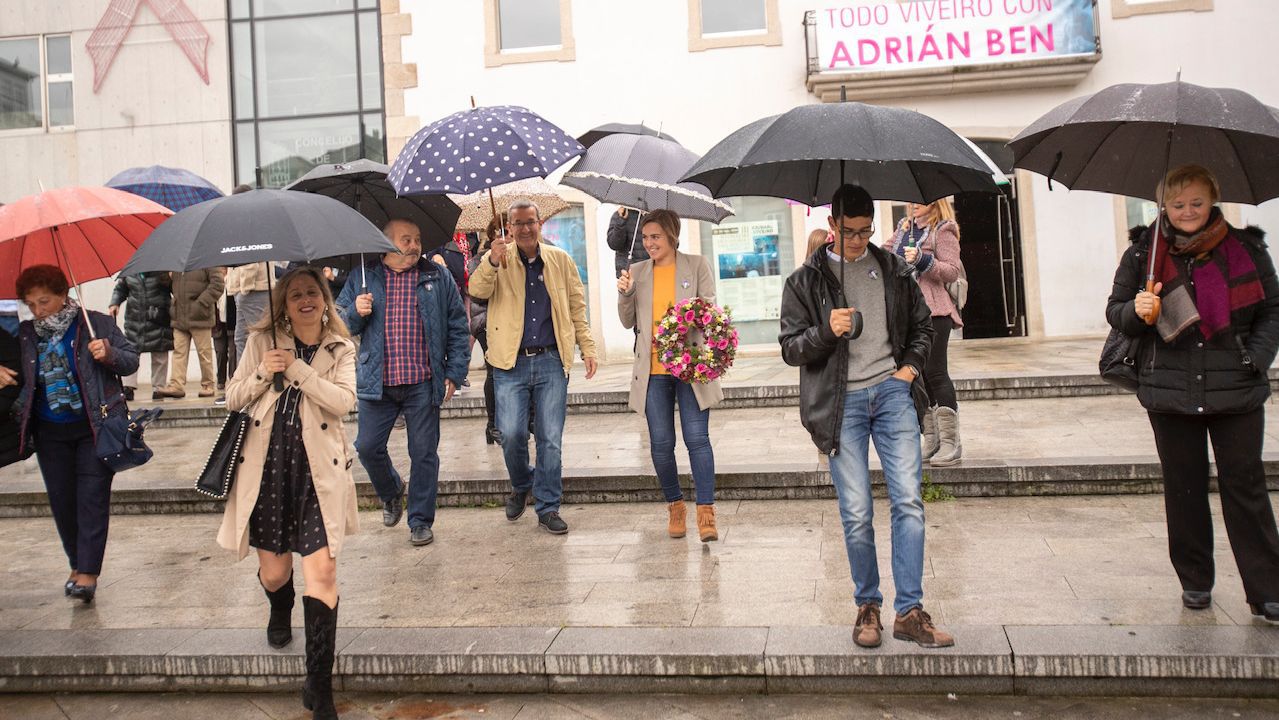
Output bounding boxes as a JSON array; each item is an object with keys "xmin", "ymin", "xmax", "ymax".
[{"xmin": 338, "ymin": 219, "xmax": 470, "ymax": 547}]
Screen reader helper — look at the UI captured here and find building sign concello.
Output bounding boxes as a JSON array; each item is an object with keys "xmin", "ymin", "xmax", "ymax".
[{"xmin": 814, "ymin": 0, "xmax": 1097, "ymax": 74}]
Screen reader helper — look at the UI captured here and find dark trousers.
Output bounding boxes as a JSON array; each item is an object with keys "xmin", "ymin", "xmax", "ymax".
[
  {"xmin": 354, "ymin": 382, "xmax": 441, "ymax": 530},
  {"xmin": 477, "ymin": 331, "xmax": 497, "ymax": 428},
  {"xmin": 214, "ymin": 295, "xmax": 237, "ymax": 386},
  {"xmin": 35, "ymin": 420, "xmax": 114, "ymax": 576},
  {"xmin": 923, "ymin": 315, "xmax": 957, "ymax": 409},
  {"xmin": 1148, "ymin": 408, "xmax": 1279, "ymax": 603}
]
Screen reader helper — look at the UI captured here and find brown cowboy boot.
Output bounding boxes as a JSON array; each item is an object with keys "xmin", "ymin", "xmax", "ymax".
[
  {"xmin": 667, "ymin": 500, "xmax": 687, "ymax": 538},
  {"xmin": 696, "ymin": 504, "xmax": 718, "ymax": 542}
]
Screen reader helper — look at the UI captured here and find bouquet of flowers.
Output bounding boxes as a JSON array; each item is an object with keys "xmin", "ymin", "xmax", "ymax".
[{"xmin": 653, "ymin": 297, "xmax": 738, "ymax": 384}]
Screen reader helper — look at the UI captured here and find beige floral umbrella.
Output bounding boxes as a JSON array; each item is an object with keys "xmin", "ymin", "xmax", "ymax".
[{"xmin": 450, "ymin": 177, "xmax": 569, "ymax": 232}]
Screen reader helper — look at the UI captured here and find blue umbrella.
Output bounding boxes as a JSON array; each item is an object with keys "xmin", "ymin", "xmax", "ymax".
[
  {"xmin": 387, "ymin": 104, "xmax": 584, "ymax": 197},
  {"xmin": 106, "ymin": 165, "xmax": 223, "ymax": 212}
]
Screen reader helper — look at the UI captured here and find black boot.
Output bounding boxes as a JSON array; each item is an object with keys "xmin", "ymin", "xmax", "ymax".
[
  {"xmin": 260, "ymin": 571, "xmax": 294, "ymax": 648},
  {"xmin": 302, "ymin": 596, "xmax": 339, "ymax": 720}
]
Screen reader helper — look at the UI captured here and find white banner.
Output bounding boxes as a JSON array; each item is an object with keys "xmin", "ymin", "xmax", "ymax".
[{"xmin": 814, "ymin": 0, "xmax": 1097, "ymax": 75}]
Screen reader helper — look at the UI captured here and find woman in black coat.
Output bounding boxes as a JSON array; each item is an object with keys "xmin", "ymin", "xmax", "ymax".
[
  {"xmin": 0, "ymin": 265, "xmax": 139, "ymax": 603},
  {"xmin": 1106, "ymin": 165, "xmax": 1279, "ymax": 622},
  {"xmin": 109, "ymin": 272, "xmax": 172, "ymax": 400}
]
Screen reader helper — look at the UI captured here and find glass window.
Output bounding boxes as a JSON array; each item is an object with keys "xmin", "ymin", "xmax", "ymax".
[
  {"xmin": 257, "ymin": 114, "xmax": 362, "ymax": 187},
  {"xmin": 497, "ymin": 0, "xmax": 562, "ymax": 51},
  {"xmin": 254, "ymin": 0, "xmax": 354, "ymax": 17},
  {"xmin": 361, "ymin": 112, "xmax": 385, "ymax": 163},
  {"xmin": 0, "ymin": 37, "xmax": 42, "ymax": 130},
  {"xmin": 541, "ymin": 204, "xmax": 590, "ymax": 315},
  {"xmin": 255, "ymin": 14, "xmax": 358, "ymax": 117},
  {"xmin": 236, "ymin": 122, "xmax": 257, "ymax": 187},
  {"xmin": 44, "ymin": 35, "xmax": 72, "ymax": 128},
  {"xmin": 231, "ymin": 0, "xmax": 251, "ymax": 19},
  {"xmin": 699, "ymin": 197, "xmax": 795, "ymax": 345},
  {"xmin": 47, "ymin": 81, "xmax": 72, "ymax": 127},
  {"xmin": 231, "ymin": 22, "xmax": 253, "ymax": 120},
  {"xmin": 1126, "ymin": 197, "xmax": 1158, "ymax": 230},
  {"xmin": 44, "ymin": 36, "xmax": 71, "ymax": 75},
  {"xmin": 358, "ymin": 11, "xmax": 382, "ymax": 109},
  {"xmin": 701, "ymin": 0, "xmax": 766, "ymax": 35}
]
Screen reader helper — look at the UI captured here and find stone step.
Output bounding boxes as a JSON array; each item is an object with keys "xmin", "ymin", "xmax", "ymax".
[
  {"xmin": 1, "ymin": 625, "xmax": 1275, "ymax": 696},
  {"xmin": 2, "ymin": 456, "xmax": 1276, "ymax": 517}
]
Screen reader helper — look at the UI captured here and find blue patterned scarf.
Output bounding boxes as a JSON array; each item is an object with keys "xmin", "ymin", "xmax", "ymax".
[{"xmin": 35, "ymin": 299, "xmax": 83, "ymax": 415}]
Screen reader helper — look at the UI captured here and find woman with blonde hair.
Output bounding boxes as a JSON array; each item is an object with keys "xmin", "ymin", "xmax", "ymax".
[
  {"xmin": 1108, "ymin": 164, "xmax": 1279, "ymax": 621},
  {"xmin": 884, "ymin": 198, "xmax": 965, "ymax": 466},
  {"xmin": 806, "ymin": 228, "xmax": 832, "ymax": 257},
  {"xmin": 618, "ymin": 209, "xmax": 724, "ymax": 541},
  {"xmin": 219, "ymin": 265, "xmax": 358, "ymax": 719}
]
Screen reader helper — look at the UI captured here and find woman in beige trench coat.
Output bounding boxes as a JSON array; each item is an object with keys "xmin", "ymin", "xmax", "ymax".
[
  {"xmin": 217, "ymin": 266, "xmax": 357, "ymax": 720},
  {"xmin": 618, "ymin": 210, "xmax": 724, "ymax": 542}
]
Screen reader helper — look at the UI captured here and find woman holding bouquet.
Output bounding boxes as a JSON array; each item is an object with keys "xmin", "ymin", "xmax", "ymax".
[{"xmin": 618, "ymin": 210, "xmax": 724, "ymax": 541}]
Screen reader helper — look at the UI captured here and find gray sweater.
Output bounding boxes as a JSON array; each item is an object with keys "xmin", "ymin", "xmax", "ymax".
[{"xmin": 827, "ymin": 250, "xmax": 896, "ymax": 391}]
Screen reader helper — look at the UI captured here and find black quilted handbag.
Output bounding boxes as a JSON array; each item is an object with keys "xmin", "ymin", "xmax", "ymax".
[
  {"xmin": 193, "ymin": 410, "xmax": 251, "ymax": 499},
  {"xmin": 1099, "ymin": 327, "xmax": 1141, "ymax": 393}
]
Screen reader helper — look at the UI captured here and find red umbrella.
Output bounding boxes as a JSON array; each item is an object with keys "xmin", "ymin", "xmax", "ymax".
[{"xmin": 0, "ymin": 186, "xmax": 172, "ymax": 331}]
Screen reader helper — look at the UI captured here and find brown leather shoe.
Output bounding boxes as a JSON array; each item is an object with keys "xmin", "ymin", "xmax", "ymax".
[
  {"xmin": 198, "ymin": 386, "xmax": 216, "ymax": 398},
  {"xmin": 667, "ymin": 500, "xmax": 687, "ymax": 538},
  {"xmin": 153, "ymin": 385, "xmax": 185, "ymax": 399},
  {"xmin": 853, "ymin": 603, "xmax": 882, "ymax": 648},
  {"xmin": 893, "ymin": 606, "xmax": 954, "ymax": 648},
  {"xmin": 696, "ymin": 504, "xmax": 718, "ymax": 542}
]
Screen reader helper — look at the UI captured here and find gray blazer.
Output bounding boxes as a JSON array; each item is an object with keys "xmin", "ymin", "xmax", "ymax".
[{"xmin": 617, "ymin": 251, "xmax": 725, "ymax": 416}]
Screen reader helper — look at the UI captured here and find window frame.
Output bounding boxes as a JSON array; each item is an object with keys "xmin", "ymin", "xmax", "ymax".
[
  {"xmin": 483, "ymin": 0, "xmax": 575, "ymax": 68},
  {"xmin": 0, "ymin": 33, "xmax": 75, "ymax": 136},
  {"xmin": 688, "ymin": 0, "xmax": 781, "ymax": 52},
  {"xmin": 1111, "ymin": 0, "xmax": 1213, "ymax": 19}
]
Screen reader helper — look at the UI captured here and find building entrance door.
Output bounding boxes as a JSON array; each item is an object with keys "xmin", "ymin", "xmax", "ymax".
[{"xmin": 954, "ymin": 182, "xmax": 1027, "ymax": 338}]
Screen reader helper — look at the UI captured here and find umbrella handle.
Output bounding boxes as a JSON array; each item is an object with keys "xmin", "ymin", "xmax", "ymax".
[{"xmin": 1141, "ymin": 279, "xmax": 1161, "ymax": 326}]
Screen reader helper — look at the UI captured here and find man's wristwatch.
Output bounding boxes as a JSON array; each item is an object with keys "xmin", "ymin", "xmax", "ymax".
[{"xmin": 902, "ymin": 364, "xmax": 920, "ymax": 380}]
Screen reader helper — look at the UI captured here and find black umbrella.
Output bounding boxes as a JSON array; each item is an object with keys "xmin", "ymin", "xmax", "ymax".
[
  {"xmin": 577, "ymin": 122, "xmax": 680, "ymax": 149},
  {"xmin": 121, "ymin": 189, "xmax": 397, "ymax": 390},
  {"xmin": 1009, "ymin": 79, "xmax": 1279, "ymax": 324},
  {"xmin": 680, "ymin": 102, "xmax": 998, "ymax": 205},
  {"xmin": 1009, "ymin": 80, "xmax": 1279, "ymax": 204},
  {"xmin": 284, "ymin": 158, "xmax": 462, "ymax": 290}
]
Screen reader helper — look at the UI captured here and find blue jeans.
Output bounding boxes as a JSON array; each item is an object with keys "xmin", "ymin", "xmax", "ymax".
[
  {"xmin": 828, "ymin": 377, "xmax": 926, "ymax": 614},
  {"xmin": 494, "ymin": 349, "xmax": 568, "ymax": 515},
  {"xmin": 355, "ymin": 381, "xmax": 441, "ymax": 530},
  {"xmin": 645, "ymin": 375, "xmax": 715, "ymax": 505}
]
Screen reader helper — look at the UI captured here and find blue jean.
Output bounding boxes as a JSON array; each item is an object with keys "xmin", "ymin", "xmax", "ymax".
[
  {"xmin": 355, "ymin": 381, "xmax": 441, "ymax": 529},
  {"xmin": 645, "ymin": 375, "xmax": 715, "ymax": 505},
  {"xmin": 828, "ymin": 377, "xmax": 926, "ymax": 614},
  {"xmin": 494, "ymin": 349, "xmax": 568, "ymax": 515}
]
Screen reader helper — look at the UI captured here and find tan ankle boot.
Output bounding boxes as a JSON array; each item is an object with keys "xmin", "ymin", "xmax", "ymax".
[
  {"xmin": 667, "ymin": 500, "xmax": 686, "ymax": 538},
  {"xmin": 696, "ymin": 504, "xmax": 718, "ymax": 542}
]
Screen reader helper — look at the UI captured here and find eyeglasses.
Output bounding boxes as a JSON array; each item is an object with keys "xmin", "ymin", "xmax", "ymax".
[
  {"xmin": 509, "ymin": 220, "xmax": 539, "ymax": 229},
  {"xmin": 835, "ymin": 225, "xmax": 875, "ymax": 241}
]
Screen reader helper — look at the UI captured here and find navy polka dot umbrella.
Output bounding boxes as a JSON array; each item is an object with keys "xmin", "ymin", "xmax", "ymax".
[{"xmin": 388, "ymin": 105, "xmax": 585, "ymax": 197}]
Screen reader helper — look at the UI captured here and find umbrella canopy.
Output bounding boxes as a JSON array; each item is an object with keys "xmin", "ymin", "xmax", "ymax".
[
  {"xmin": 0, "ymin": 186, "xmax": 172, "ymax": 299},
  {"xmin": 577, "ymin": 122, "xmax": 680, "ymax": 149},
  {"xmin": 388, "ymin": 105, "xmax": 585, "ymax": 197},
  {"xmin": 450, "ymin": 178, "xmax": 569, "ymax": 232},
  {"xmin": 561, "ymin": 133, "xmax": 735, "ymax": 223},
  {"xmin": 284, "ymin": 158, "xmax": 461, "ymax": 252},
  {"xmin": 1008, "ymin": 81, "xmax": 1279, "ymax": 204},
  {"xmin": 120, "ymin": 189, "xmax": 395, "ymax": 275},
  {"xmin": 681, "ymin": 103, "xmax": 999, "ymax": 204},
  {"xmin": 105, "ymin": 165, "xmax": 223, "ymax": 211}
]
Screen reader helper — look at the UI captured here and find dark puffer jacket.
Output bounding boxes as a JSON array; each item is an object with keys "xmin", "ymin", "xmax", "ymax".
[
  {"xmin": 1106, "ymin": 224, "xmax": 1279, "ymax": 415},
  {"xmin": 779, "ymin": 242, "xmax": 933, "ymax": 455},
  {"xmin": 14, "ymin": 311, "xmax": 140, "ymax": 458},
  {"xmin": 109, "ymin": 273, "xmax": 173, "ymax": 353}
]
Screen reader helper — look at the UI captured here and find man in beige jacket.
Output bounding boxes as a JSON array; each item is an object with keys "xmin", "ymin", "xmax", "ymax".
[
  {"xmin": 468, "ymin": 199, "xmax": 597, "ymax": 535},
  {"xmin": 155, "ymin": 267, "xmax": 225, "ymax": 399}
]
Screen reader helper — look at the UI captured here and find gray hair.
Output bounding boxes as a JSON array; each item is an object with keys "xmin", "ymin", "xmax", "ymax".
[{"xmin": 507, "ymin": 197, "xmax": 541, "ymax": 220}]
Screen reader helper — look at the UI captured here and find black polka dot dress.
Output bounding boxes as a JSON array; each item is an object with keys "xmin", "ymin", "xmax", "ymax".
[{"xmin": 249, "ymin": 342, "xmax": 327, "ymax": 557}]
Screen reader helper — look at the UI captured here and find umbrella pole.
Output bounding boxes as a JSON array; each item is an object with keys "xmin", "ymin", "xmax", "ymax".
[
  {"xmin": 1142, "ymin": 127, "xmax": 1176, "ymax": 326},
  {"xmin": 488, "ymin": 188, "xmax": 507, "ymax": 268},
  {"xmin": 267, "ymin": 268, "xmax": 284, "ymax": 392},
  {"xmin": 50, "ymin": 225, "xmax": 96, "ymax": 339},
  {"xmin": 626, "ymin": 206, "xmax": 642, "ymax": 268},
  {"xmin": 356, "ymin": 186, "xmax": 367, "ymax": 291}
]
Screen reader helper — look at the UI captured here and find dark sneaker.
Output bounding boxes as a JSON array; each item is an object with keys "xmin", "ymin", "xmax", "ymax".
[
  {"xmin": 382, "ymin": 485, "xmax": 405, "ymax": 527},
  {"xmin": 410, "ymin": 526, "xmax": 434, "ymax": 546},
  {"xmin": 1182, "ymin": 590, "xmax": 1212, "ymax": 610},
  {"xmin": 505, "ymin": 490, "xmax": 529, "ymax": 521},
  {"xmin": 893, "ymin": 606, "xmax": 954, "ymax": 648},
  {"xmin": 123, "ymin": 387, "xmax": 135, "ymax": 401},
  {"xmin": 538, "ymin": 511, "xmax": 568, "ymax": 535},
  {"xmin": 853, "ymin": 603, "xmax": 882, "ymax": 648}
]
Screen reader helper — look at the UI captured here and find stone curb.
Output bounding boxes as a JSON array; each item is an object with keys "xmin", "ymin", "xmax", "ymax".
[
  {"xmin": 2, "ymin": 456, "xmax": 1277, "ymax": 518},
  {"xmin": 1, "ymin": 625, "xmax": 1276, "ymax": 696}
]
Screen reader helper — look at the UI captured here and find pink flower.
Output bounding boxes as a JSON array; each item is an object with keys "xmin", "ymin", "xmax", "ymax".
[
  {"xmin": 677, "ymin": 324, "xmax": 688, "ymax": 335},
  {"xmin": 696, "ymin": 363, "xmax": 708, "ymax": 374},
  {"xmin": 702, "ymin": 313, "xmax": 712, "ymax": 325},
  {"xmin": 683, "ymin": 310, "xmax": 695, "ymax": 322},
  {"xmin": 682, "ymin": 352, "xmax": 691, "ymax": 364}
]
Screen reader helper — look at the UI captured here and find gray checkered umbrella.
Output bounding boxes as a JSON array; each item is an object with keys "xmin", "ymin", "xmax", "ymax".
[{"xmin": 561, "ymin": 133, "xmax": 734, "ymax": 223}]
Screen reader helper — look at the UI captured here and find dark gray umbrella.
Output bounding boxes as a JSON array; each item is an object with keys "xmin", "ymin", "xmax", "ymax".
[
  {"xmin": 680, "ymin": 103, "xmax": 998, "ymax": 205},
  {"xmin": 561, "ymin": 133, "xmax": 734, "ymax": 223},
  {"xmin": 284, "ymin": 159, "xmax": 461, "ymax": 249},
  {"xmin": 1008, "ymin": 81, "xmax": 1279, "ymax": 204},
  {"xmin": 577, "ymin": 122, "xmax": 680, "ymax": 149}
]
